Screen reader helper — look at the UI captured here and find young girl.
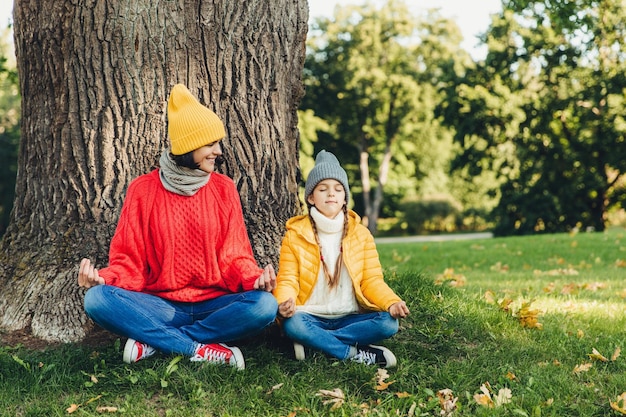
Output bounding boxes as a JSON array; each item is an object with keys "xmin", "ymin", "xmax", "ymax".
[{"xmin": 273, "ymin": 150, "xmax": 410, "ymax": 368}]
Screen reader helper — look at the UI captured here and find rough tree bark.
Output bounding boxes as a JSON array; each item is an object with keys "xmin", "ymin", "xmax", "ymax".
[{"xmin": 0, "ymin": 0, "xmax": 307, "ymax": 343}]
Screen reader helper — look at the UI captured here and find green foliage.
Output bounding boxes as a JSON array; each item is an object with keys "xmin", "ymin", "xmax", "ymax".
[
  {"xmin": 398, "ymin": 194, "xmax": 463, "ymax": 235},
  {"xmin": 301, "ymin": 0, "xmax": 472, "ymax": 232},
  {"xmin": 446, "ymin": 0, "xmax": 626, "ymax": 236}
]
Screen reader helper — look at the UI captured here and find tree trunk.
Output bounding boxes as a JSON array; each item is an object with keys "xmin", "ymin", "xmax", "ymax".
[
  {"xmin": 0, "ymin": 0, "xmax": 307, "ymax": 343},
  {"xmin": 369, "ymin": 145, "xmax": 393, "ymax": 235}
]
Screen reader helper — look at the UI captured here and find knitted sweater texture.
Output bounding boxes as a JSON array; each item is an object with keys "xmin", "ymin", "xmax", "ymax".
[{"xmin": 99, "ymin": 169, "xmax": 262, "ymax": 302}]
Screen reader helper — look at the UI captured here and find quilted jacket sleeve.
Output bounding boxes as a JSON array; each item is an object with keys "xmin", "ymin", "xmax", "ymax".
[{"xmin": 348, "ymin": 223, "xmax": 402, "ymax": 312}]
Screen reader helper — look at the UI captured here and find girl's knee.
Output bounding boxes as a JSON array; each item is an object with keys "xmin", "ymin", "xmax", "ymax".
[
  {"xmin": 382, "ymin": 314, "xmax": 399, "ymax": 337},
  {"xmin": 281, "ymin": 313, "xmax": 307, "ymax": 338}
]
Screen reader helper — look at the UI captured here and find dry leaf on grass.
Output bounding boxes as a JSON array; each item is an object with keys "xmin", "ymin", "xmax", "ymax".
[
  {"xmin": 375, "ymin": 368, "xmax": 395, "ymax": 391},
  {"xmin": 490, "ymin": 262, "xmax": 509, "ymax": 273},
  {"xmin": 474, "ymin": 383, "xmax": 494, "ymax": 408},
  {"xmin": 316, "ymin": 388, "xmax": 344, "ymax": 410},
  {"xmin": 612, "ymin": 347, "xmax": 621, "ymax": 361},
  {"xmin": 437, "ymin": 388, "xmax": 458, "ymax": 416},
  {"xmin": 611, "ymin": 392, "xmax": 626, "ymax": 415},
  {"xmin": 434, "ymin": 268, "xmax": 466, "ymax": 287},
  {"xmin": 66, "ymin": 395, "xmax": 103, "ymax": 414},
  {"xmin": 95, "ymin": 406, "xmax": 118, "ymax": 413},
  {"xmin": 266, "ymin": 383, "xmax": 284, "ymax": 394},
  {"xmin": 517, "ymin": 301, "xmax": 543, "ymax": 329},
  {"xmin": 494, "ymin": 388, "xmax": 512, "ymax": 407},
  {"xmin": 473, "ymin": 383, "xmax": 511, "ymax": 408},
  {"xmin": 573, "ymin": 362, "xmax": 593, "ymax": 374},
  {"xmin": 483, "ymin": 290, "xmax": 496, "ymax": 304},
  {"xmin": 588, "ymin": 348, "xmax": 608, "ymax": 362}
]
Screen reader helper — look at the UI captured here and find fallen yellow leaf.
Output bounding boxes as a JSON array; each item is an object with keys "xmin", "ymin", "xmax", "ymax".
[
  {"xmin": 95, "ymin": 406, "xmax": 118, "ymax": 413},
  {"xmin": 490, "ymin": 262, "xmax": 509, "ymax": 273},
  {"xmin": 437, "ymin": 389, "xmax": 458, "ymax": 416},
  {"xmin": 266, "ymin": 382, "xmax": 284, "ymax": 394},
  {"xmin": 573, "ymin": 362, "xmax": 592, "ymax": 374},
  {"xmin": 434, "ymin": 268, "xmax": 467, "ymax": 287},
  {"xmin": 583, "ymin": 282, "xmax": 607, "ymax": 291},
  {"xmin": 518, "ymin": 301, "xmax": 543, "ymax": 329},
  {"xmin": 505, "ymin": 371, "xmax": 517, "ymax": 381},
  {"xmin": 495, "ymin": 388, "xmax": 512, "ymax": 407},
  {"xmin": 498, "ymin": 298, "xmax": 514, "ymax": 313},
  {"xmin": 483, "ymin": 290, "xmax": 496, "ymax": 304},
  {"xmin": 588, "ymin": 348, "xmax": 608, "ymax": 362},
  {"xmin": 612, "ymin": 347, "xmax": 621, "ymax": 361},
  {"xmin": 375, "ymin": 380, "xmax": 395, "ymax": 391},
  {"xmin": 375, "ymin": 368, "xmax": 389, "ymax": 385},
  {"xmin": 316, "ymin": 388, "xmax": 344, "ymax": 410},
  {"xmin": 474, "ymin": 384, "xmax": 494, "ymax": 408},
  {"xmin": 610, "ymin": 392, "xmax": 626, "ymax": 415}
]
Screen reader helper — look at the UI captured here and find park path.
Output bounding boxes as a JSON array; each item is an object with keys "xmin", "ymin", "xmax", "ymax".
[{"xmin": 375, "ymin": 232, "xmax": 493, "ymax": 244}]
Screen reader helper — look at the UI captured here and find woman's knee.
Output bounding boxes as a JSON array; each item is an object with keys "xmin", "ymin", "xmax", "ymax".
[
  {"xmin": 242, "ymin": 291, "xmax": 277, "ymax": 326},
  {"xmin": 83, "ymin": 285, "xmax": 107, "ymax": 315},
  {"xmin": 255, "ymin": 292, "xmax": 278, "ymax": 318}
]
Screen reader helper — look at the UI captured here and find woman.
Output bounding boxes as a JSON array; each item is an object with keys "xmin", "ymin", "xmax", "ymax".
[{"xmin": 78, "ymin": 84, "xmax": 278, "ymax": 370}]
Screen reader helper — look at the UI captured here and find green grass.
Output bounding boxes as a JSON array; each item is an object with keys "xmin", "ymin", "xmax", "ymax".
[{"xmin": 3, "ymin": 228, "xmax": 626, "ymax": 416}]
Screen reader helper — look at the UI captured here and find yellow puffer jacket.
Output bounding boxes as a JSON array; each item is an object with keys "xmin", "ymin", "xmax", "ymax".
[{"xmin": 273, "ymin": 210, "xmax": 402, "ymax": 312}]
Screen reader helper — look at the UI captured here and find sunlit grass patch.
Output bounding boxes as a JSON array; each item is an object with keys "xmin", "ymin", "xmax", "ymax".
[{"xmin": 2, "ymin": 228, "xmax": 626, "ymax": 416}]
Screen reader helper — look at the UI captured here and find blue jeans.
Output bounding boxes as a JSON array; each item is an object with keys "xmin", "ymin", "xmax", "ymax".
[
  {"xmin": 84, "ymin": 285, "xmax": 278, "ymax": 356},
  {"xmin": 281, "ymin": 311, "xmax": 398, "ymax": 360}
]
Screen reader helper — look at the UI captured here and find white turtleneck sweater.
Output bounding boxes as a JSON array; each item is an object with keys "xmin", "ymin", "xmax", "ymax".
[{"xmin": 298, "ymin": 207, "xmax": 360, "ymax": 318}]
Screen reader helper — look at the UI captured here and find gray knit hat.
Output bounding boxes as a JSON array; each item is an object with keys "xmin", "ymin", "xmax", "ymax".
[{"xmin": 304, "ymin": 150, "xmax": 350, "ymax": 203}]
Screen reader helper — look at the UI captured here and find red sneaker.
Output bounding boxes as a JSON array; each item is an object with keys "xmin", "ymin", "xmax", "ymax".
[
  {"xmin": 123, "ymin": 338, "xmax": 156, "ymax": 364},
  {"xmin": 190, "ymin": 343, "xmax": 245, "ymax": 370}
]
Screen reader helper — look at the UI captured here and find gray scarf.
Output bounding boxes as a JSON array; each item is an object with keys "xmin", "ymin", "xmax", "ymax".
[{"xmin": 158, "ymin": 149, "xmax": 210, "ymax": 196}]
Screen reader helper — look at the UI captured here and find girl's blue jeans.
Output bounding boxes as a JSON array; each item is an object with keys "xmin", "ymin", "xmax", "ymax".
[
  {"xmin": 84, "ymin": 285, "xmax": 278, "ymax": 356},
  {"xmin": 281, "ymin": 310, "xmax": 398, "ymax": 360}
]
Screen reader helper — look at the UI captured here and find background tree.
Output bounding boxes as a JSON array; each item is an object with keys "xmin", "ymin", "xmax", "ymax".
[
  {"xmin": 0, "ymin": 0, "xmax": 307, "ymax": 343},
  {"xmin": 0, "ymin": 26, "xmax": 19, "ymax": 237},
  {"xmin": 302, "ymin": 0, "xmax": 471, "ymax": 234},
  {"xmin": 446, "ymin": 0, "xmax": 626, "ymax": 235}
]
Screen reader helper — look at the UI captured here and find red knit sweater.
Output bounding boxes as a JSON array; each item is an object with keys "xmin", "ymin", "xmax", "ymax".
[{"xmin": 98, "ymin": 169, "xmax": 262, "ymax": 302}]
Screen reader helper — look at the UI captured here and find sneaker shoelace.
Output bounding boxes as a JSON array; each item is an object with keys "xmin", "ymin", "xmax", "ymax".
[
  {"xmin": 354, "ymin": 349, "xmax": 377, "ymax": 365},
  {"xmin": 136, "ymin": 343, "xmax": 155, "ymax": 360},
  {"xmin": 195, "ymin": 346, "xmax": 229, "ymax": 363}
]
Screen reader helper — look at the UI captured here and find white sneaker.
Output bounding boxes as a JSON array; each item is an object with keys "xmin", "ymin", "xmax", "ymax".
[
  {"xmin": 293, "ymin": 342, "xmax": 305, "ymax": 361},
  {"xmin": 351, "ymin": 344, "xmax": 397, "ymax": 368},
  {"xmin": 123, "ymin": 338, "xmax": 156, "ymax": 364}
]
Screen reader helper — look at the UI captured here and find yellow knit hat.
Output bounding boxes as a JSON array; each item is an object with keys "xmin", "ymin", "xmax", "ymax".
[{"xmin": 167, "ymin": 84, "xmax": 226, "ymax": 155}]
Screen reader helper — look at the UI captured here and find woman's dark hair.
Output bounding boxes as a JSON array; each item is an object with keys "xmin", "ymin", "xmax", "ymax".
[{"xmin": 170, "ymin": 151, "xmax": 200, "ymax": 169}]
